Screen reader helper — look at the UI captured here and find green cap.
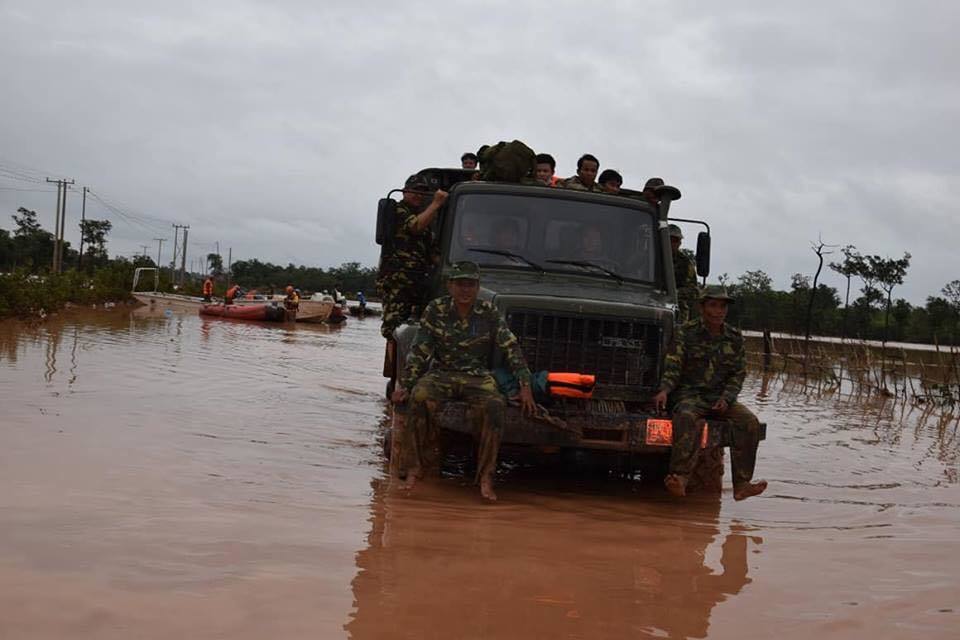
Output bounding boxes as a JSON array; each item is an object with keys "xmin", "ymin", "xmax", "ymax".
[
  {"xmin": 448, "ymin": 261, "xmax": 480, "ymax": 281},
  {"xmin": 700, "ymin": 284, "xmax": 734, "ymax": 302},
  {"xmin": 668, "ymin": 224, "xmax": 683, "ymax": 239}
]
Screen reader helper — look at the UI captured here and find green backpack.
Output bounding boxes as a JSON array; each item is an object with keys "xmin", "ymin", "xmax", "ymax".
[{"xmin": 479, "ymin": 140, "xmax": 537, "ymax": 183}]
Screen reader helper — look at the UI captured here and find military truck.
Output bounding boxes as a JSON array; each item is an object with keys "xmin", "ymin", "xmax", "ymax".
[{"xmin": 376, "ymin": 168, "xmax": 764, "ymax": 490}]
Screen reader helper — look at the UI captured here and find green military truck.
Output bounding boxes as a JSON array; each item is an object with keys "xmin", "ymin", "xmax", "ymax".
[{"xmin": 376, "ymin": 168, "xmax": 764, "ymax": 490}]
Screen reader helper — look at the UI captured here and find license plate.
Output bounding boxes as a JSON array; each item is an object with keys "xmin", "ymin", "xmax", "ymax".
[
  {"xmin": 645, "ymin": 419, "xmax": 673, "ymax": 446},
  {"xmin": 645, "ymin": 419, "xmax": 710, "ymax": 448}
]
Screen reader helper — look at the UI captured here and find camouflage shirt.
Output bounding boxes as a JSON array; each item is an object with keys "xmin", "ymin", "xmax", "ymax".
[
  {"xmin": 560, "ymin": 176, "xmax": 602, "ymax": 192},
  {"xmin": 674, "ymin": 249, "xmax": 700, "ymax": 317},
  {"xmin": 380, "ymin": 201, "xmax": 437, "ymax": 277},
  {"xmin": 401, "ymin": 295, "xmax": 531, "ymax": 389},
  {"xmin": 659, "ymin": 318, "xmax": 746, "ymax": 405}
]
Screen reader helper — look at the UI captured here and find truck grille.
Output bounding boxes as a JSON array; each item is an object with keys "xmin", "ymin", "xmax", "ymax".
[{"xmin": 506, "ymin": 311, "xmax": 661, "ymax": 396}]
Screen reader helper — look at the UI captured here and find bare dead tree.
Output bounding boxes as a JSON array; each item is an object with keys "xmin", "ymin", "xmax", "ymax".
[{"xmin": 804, "ymin": 235, "xmax": 838, "ymax": 357}]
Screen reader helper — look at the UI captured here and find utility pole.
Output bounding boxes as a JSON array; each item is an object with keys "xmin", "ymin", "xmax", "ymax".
[
  {"xmin": 227, "ymin": 247, "xmax": 232, "ymax": 287},
  {"xmin": 45, "ymin": 178, "xmax": 74, "ymax": 273},
  {"xmin": 78, "ymin": 187, "xmax": 88, "ymax": 270},
  {"xmin": 153, "ymin": 237, "xmax": 165, "ymax": 271},
  {"xmin": 179, "ymin": 226, "xmax": 189, "ymax": 286},
  {"xmin": 172, "ymin": 224, "xmax": 183, "ymax": 287},
  {"xmin": 139, "ymin": 244, "xmax": 150, "ymax": 259}
]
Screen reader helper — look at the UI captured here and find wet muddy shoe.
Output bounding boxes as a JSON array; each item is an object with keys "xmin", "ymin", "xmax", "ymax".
[
  {"xmin": 733, "ymin": 480, "xmax": 768, "ymax": 501},
  {"xmin": 664, "ymin": 473, "xmax": 687, "ymax": 497}
]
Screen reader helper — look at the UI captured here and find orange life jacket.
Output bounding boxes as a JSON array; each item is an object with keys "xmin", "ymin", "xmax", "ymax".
[
  {"xmin": 202, "ymin": 279, "xmax": 213, "ymax": 295},
  {"xmin": 225, "ymin": 285, "xmax": 240, "ymax": 300},
  {"xmin": 547, "ymin": 372, "xmax": 596, "ymax": 399}
]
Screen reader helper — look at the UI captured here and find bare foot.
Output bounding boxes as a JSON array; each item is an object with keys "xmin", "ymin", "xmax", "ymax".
[
  {"xmin": 734, "ymin": 480, "xmax": 767, "ymax": 501},
  {"xmin": 479, "ymin": 475, "xmax": 498, "ymax": 502},
  {"xmin": 664, "ymin": 473, "xmax": 687, "ymax": 497},
  {"xmin": 402, "ymin": 468, "xmax": 421, "ymax": 492}
]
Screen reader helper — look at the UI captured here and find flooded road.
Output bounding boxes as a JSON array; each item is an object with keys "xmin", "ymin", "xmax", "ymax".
[{"xmin": 1, "ymin": 308, "xmax": 958, "ymax": 639}]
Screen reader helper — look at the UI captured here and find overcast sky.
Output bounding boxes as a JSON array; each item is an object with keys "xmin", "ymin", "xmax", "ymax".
[{"xmin": 1, "ymin": 1, "xmax": 956, "ymax": 302}]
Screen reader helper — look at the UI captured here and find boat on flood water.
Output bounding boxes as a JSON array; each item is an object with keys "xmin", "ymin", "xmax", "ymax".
[
  {"xmin": 199, "ymin": 302, "xmax": 294, "ymax": 322},
  {"xmin": 131, "ymin": 268, "xmax": 339, "ymax": 323}
]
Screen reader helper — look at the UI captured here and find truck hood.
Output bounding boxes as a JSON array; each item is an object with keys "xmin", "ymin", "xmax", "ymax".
[{"xmin": 477, "ymin": 271, "xmax": 675, "ymax": 318}]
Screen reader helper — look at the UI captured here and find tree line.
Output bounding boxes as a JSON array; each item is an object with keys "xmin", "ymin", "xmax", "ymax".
[
  {"xmin": 225, "ymin": 258, "xmax": 379, "ymax": 298},
  {"xmin": 720, "ymin": 244, "xmax": 959, "ymax": 346},
  {"xmin": 0, "ymin": 207, "xmax": 113, "ymax": 272}
]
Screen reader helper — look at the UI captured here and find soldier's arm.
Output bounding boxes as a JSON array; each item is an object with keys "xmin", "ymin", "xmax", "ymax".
[
  {"xmin": 407, "ymin": 191, "xmax": 448, "ymax": 233},
  {"xmin": 399, "ymin": 304, "xmax": 439, "ymax": 389},
  {"xmin": 658, "ymin": 325, "xmax": 685, "ymax": 393},
  {"xmin": 720, "ymin": 335, "xmax": 747, "ymax": 405},
  {"xmin": 493, "ymin": 310, "xmax": 531, "ymax": 384}
]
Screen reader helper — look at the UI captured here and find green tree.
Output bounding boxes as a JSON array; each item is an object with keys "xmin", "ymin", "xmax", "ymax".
[
  {"xmin": 79, "ymin": 219, "xmax": 113, "ymax": 268},
  {"xmin": 11, "ymin": 207, "xmax": 55, "ymax": 270},
  {"xmin": 207, "ymin": 253, "xmax": 224, "ymax": 276},
  {"xmin": 864, "ymin": 252, "xmax": 911, "ymax": 346},
  {"xmin": 828, "ymin": 245, "xmax": 864, "ymax": 339}
]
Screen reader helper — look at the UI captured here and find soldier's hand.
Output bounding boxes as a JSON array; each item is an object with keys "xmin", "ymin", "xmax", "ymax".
[
  {"xmin": 518, "ymin": 384, "xmax": 536, "ymax": 417},
  {"xmin": 653, "ymin": 390, "xmax": 668, "ymax": 413},
  {"xmin": 391, "ymin": 387, "xmax": 409, "ymax": 405},
  {"xmin": 712, "ymin": 398, "xmax": 729, "ymax": 413},
  {"xmin": 431, "ymin": 189, "xmax": 449, "ymax": 206}
]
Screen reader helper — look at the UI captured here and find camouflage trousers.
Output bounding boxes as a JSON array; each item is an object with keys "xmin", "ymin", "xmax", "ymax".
[
  {"xmin": 378, "ymin": 272, "xmax": 426, "ymax": 339},
  {"xmin": 401, "ymin": 371, "xmax": 505, "ymax": 483},
  {"xmin": 668, "ymin": 397, "xmax": 761, "ymax": 487}
]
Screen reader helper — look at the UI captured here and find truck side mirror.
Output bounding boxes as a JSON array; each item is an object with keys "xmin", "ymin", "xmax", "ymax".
[
  {"xmin": 375, "ymin": 198, "xmax": 396, "ymax": 246},
  {"xmin": 695, "ymin": 232, "xmax": 711, "ymax": 278}
]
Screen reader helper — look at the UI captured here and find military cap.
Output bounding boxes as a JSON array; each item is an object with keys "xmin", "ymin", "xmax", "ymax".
[
  {"xmin": 668, "ymin": 224, "xmax": 683, "ymax": 239},
  {"xmin": 700, "ymin": 284, "xmax": 735, "ymax": 302},
  {"xmin": 644, "ymin": 177, "xmax": 665, "ymax": 190},
  {"xmin": 448, "ymin": 261, "xmax": 480, "ymax": 281},
  {"xmin": 404, "ymin": 174, "xmax": 430, "ymax": 192}
]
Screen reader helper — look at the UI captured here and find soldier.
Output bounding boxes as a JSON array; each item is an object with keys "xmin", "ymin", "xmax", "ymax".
[
  {"xmin": 392, "ymin": 261, "xmax": 536, "ymax": 501},
  {"xmin": 652, "ymin": 285, "xmax": 767, "ymax": 501},
  {"xmin": 461, "ymin": 152, "xmax": 478, "ymax": 170},
  {"xmin": 377, "ymin": 174, "xmax": 448, "ymax": 342},
  {"xmin": 642, "ymin": 177, "xmax": 664, "ymax": 206},
  {"xmin": 562, "ymin": 154, "xmax": 601, "ymax": 191},
  {"xmin": 598, "ymin": 169, "xmax": 623, "ymax": 194},
  {"xmin": 535, "ymin": 153, "xmax": 560, "ymax": 186},
  {"xmin": 669, "ymin": 224, "xmax": 699, "ymax": 322}
]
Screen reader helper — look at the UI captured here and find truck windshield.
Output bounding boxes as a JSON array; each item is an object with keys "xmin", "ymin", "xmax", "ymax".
[{"xmin": 447, "ymin": 193, "xmax": 659, "ymax": 284}]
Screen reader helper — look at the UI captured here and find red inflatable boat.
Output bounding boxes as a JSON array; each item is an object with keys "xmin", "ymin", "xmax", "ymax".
[{"xmin": 199, "ymin": 303, "xmax": 293, "ymax": 322}]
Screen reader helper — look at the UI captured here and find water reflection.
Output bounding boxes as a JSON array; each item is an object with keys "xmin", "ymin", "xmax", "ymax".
[{"xmin": 346, "ymin": 478, "xmax": 755, "ymax": 639}]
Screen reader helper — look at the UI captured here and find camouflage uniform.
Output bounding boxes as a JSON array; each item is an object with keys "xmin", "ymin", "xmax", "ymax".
[
  {"xmin": 400, "ymin": 293, "xmax": 531, "ymax": 482},
  {"xmin": 377, "ymin": 200, "xmax": 439, "ymax": 339},
  {"xmin": 660, "ymin": 317, "xmax": 761, "ymax": 488},
  {"xmin": 674, "ymin": 249, "xmax": 700, "ymax": 322},
  {"xmin": 560, "ymin": 176, "xmax": 602, "ymax": 192}
]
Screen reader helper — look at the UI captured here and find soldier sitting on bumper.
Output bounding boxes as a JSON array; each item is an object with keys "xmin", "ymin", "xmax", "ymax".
[
  {"xmin": 392, "ymin": 261, "xmax": 536, "ymax": 502},
  {"xmin": 653, "ymin": 285, "xmax": 767, "ymax": 501}
]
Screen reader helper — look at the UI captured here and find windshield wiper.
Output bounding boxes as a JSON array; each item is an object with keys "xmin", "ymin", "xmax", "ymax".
[
  {"xmin": 546, "ymin": 259, "xmax": 624, "ymax": 284},
  {"xmin": 469, "ymin": 249, "xmax": 544, "ymax": 272}
]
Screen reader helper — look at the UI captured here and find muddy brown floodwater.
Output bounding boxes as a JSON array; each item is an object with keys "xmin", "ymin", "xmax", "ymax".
[{"xmin": 1, "ymin": 307, "xmax": 958, "ymax": 639}]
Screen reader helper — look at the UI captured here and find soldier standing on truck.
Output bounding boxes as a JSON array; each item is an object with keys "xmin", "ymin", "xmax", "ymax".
[
  {"xmin": 392, "ymin": 261, "xmax": 536, "ymax": 502},
  {"xmin": 652, "ymin": 285, "xmax": 767, "ymax": 501},
  {"xmin": 669, "ymin": 224, "xmax": 699, "ymax": 322},
  {"xmin": 562, "ymin": 154, "xmax": 601, "ymax": 191},
  {"xmin": 377, "ymin": 174, "xmax": 448, "ymax": 343}
]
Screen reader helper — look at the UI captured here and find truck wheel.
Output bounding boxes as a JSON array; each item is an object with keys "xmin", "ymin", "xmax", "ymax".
[{"xmin": 687, "ymin": 446, "xmax": 725, "ymax": 494}]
